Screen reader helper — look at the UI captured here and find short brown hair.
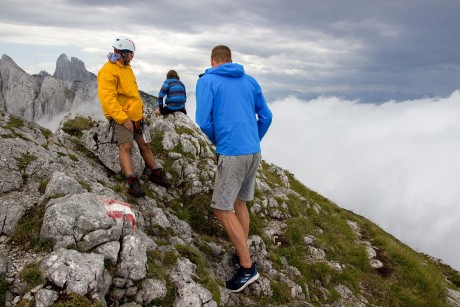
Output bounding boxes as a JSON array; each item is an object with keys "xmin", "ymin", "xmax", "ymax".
[
  {"xmin": 167, "ymin": 70, "xmax": 180, "ymax": 80},
  {"xmin": 211, "ymin": 45, "xmax": 232, "ymax": 64}
]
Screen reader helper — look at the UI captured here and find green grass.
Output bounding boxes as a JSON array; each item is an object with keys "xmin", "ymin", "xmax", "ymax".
[
  {"xmin": 146, "ymin": 250, "xmax": 179, "ymax": 280},
  {"xmin": 20, "ymin": 263, "xmax": 44, "ymax": 290},
  {"xmin": 173, "ymin": 192, "xmax": 226, "ymax": 238},
  {"xmin": 53, "ymin": 292, "xmax": 103, "ymax": 307},
  {"xmin": 174, "ymin": 126, "xmax": 196, "ymax": 135},
  {"xmin": 10, "ymin": 197, "xmax": 61, "ymax": 251},
  {"xmin": 146, "ymin": 249, "xmax": 179, "ymax": 306},
  {"xmin": 5, "ymin": 115, "xmax": 24, "ymax": 129},
  {"xmin": 78, "ymin": 179, "xmax": 91, "ymax": 192},
  {"xmin": 69, "ymin": 154, "xmax": 79, "ymax": 161},
  {"xmin": 39, "ymin": 127, "xmax": 53, "ymax": 139},
  {"xmin": 38, "ymin": 178, "xmax": 50, "ymax": 194},
  {"xmin": 173, "ymin": 139, "xmax": 196, "ymax": 161},
  {"xmin": 150, "ymin": 131, "xmax": 166, "ymax": 156},
  {"xmin": 62, "ymin": 116, "xmax": 94, "ymax": 138},
  {"xmin": 355, "ymin": 218, "xmax": 449, "ymax": 306},
  {"xmin": 260, "ymin": 160, "xmax": 285, "ymax": 188},
  {"xmin": 15, "ymin": 153, "xmax": 37, "ymax": 171},
  {"xmin": 1, "ymin": 133, "xmax": 17, "ymax": 139},
  {"xmin": 248, "ymin": 168, "xmax": 458, "ymax": 305},
  {"xmin": 270, "ymin": 280, "xmax": 294, "ymax": 304}
]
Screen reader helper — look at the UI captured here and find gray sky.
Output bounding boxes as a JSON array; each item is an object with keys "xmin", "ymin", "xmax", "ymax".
[
  {"xmin": 2, "ymin": 1, "xmax": 460, "ymax": 271},
  {"xmin": 1, "ymin": 0, "xmax": 459, "ymax": 100}
]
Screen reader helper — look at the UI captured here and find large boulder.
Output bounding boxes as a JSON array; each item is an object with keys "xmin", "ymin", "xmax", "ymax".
[
  {"xmin": 40, "ymin": 193, "xmax": 135, "ymax": 251},
  {"xmin": 41, "ymin": 248, "xmax": 110, "ymax": 302}
]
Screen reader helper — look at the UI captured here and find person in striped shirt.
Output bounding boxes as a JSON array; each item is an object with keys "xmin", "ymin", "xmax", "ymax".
[{"xmin": 155, "ymin": 70, "xmax": 187, "ymax": 115}]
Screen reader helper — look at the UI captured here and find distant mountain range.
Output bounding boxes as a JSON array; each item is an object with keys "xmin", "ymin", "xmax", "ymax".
[
  {"xmin": 263, "ymin": 89, "xmax": 434, "ymax": 104},
  {"xmin": 0, "ymin": 54, "xmax": 156, "ymax": 123}
]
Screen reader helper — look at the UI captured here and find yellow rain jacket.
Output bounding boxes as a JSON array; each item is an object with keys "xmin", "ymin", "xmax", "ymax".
[{"xmin": 97, "ymin": 60, "xmax": 144, "ymax": 124}]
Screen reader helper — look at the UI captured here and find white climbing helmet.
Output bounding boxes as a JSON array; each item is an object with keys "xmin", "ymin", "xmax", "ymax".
[{"xmin": 112, "ymin": 37, "xmax": 136, "ymax": 52}]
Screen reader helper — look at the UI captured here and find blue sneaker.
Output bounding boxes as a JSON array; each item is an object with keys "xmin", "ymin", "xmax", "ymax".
[{"xmin": 226, "ymin": 263, "xmax": 260, "ymax": 293}]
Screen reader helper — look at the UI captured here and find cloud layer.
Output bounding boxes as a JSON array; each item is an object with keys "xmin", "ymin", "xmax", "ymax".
[{"xmin": 261, "ymin": 91, "xmax": 460, "ymax": 270}]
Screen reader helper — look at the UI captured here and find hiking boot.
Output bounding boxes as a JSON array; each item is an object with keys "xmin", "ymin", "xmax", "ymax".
[
  {"xmin": 144, "ymin": 168, "xmax": 172, "ymax": 189},
  {"xmin": 127, "ymin": 175, "xmax": 146, "ymax": 198},
  {"xmin": 225, "ymin": 263, "xmax": 259, "ymax": 293}
]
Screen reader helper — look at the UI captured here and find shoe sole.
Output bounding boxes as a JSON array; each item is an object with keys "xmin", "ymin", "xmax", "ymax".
[{"xmin": 230, "ymin": 272, "xmax": 260, "ymax": 293}]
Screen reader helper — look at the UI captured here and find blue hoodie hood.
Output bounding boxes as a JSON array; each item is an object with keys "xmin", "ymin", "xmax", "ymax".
[{"xmin": 205, "ymin": 62, "xmax": 245, "ymax": 78}]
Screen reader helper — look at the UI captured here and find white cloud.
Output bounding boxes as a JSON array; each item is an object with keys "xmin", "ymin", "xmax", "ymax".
[{"xmin": 261, "ymin": 91, "xmax": 460, "ymax": 270}]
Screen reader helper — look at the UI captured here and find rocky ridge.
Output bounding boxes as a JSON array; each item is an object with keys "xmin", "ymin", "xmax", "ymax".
[
  {"xmin": 0, "ymin": 54, "xmax": 95, "ymax": 124},
  {"xmin": 0, "ymin": 109, "xmax": 459, "ymax": 306},
  {"xmin": 53, "ymin": 54, "xmax": 97, "ymax": 87},
  {"xmin": 0, "ymin": 54, "xmax": 156, "ymax": 124}
]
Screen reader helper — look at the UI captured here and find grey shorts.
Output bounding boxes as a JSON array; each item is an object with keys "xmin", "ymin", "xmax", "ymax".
[
  {"xmin": 114, "ymin": 122, "xmax": 143, "ymax": 144},
  {"xmin": 211, "ymin": 152, "xmax": 262, "ymax": 211}
]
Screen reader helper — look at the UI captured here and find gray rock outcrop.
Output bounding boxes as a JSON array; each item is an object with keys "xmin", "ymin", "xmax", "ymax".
[
  {"xmin": 41, "ymin": 248, "xmax": 109, "ymax": 301},
  {"xmin": 0, "ymin": 54, "xmax": 96, "ymax": 123},
  {"xmin": 53, "ymin": 54, "xmax": 96, "ymax": 86}
]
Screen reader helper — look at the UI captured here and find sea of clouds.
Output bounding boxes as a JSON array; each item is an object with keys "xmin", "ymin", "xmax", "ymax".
[
  {"xmin": 40, "ymin": 90, "xmax": 460, "ymax": 271},
  {"xmin": 261, "ymin": 90, "xmax": 460, "ymax": 271}
]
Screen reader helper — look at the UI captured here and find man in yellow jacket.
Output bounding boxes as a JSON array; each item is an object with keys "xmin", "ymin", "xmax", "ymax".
[{"xmin": 98, "ymin": 37, "xmax": 171, "ymax": 197}]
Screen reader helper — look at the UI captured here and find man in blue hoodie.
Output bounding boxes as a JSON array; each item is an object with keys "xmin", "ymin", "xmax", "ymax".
[{"xmin": 196, "ymin": 45, "xmax": 272, "ymax": 293}]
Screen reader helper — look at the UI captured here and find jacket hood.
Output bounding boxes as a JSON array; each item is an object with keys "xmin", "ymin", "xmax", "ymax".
[{"xmin": 205, "ymin": 62, "xmax": 244, "ymax": 78}]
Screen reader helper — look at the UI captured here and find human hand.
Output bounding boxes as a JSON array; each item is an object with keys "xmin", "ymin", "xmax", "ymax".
[
  {"xmin": 123, "ymin": 119, "xmax": 134, "ymax": 131},
  {"xmin": 154, "ymin": 108, "xmax": 161, "ymax": 115}
]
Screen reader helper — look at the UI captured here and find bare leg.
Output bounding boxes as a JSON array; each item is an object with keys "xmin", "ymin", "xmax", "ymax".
[
  {"xmin": 119, "ymin": 143, "xmax": 134, "ymax": 176},
  {"xmin": 214, "ymin": 208, "xmax": 252, "ymax": 269},
  {"xmin": 234, "ymin": 199, "xmax": 249, "ymax": 241}
]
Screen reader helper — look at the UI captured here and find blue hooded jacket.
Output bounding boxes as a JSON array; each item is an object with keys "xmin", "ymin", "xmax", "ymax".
[{"xmin": 196, "ymin": 62, "xmax": 272, "ymax": 155}]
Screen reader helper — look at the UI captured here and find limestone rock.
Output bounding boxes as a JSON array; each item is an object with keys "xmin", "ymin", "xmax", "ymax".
[
  {"xmin": 35, "ymin": 288, "xmax": 58, "ymax": 307},
  {"xmin": 116, "ymin": 234, "xmax": 147, "ymax": 281},
  {"xmin": 40, "ymin": 248, "xmax": 106, "ymax": 297},
  {"xmin": 53, "ymin": 54, "xmax": 96, "ymax": 86},
  {"xmin": 40, "ymin": 193, "xmax": 128, "ymax": 251},
  {"xmin": 169, "ymin": 258, "xmax": 217, "ymax": 307}
]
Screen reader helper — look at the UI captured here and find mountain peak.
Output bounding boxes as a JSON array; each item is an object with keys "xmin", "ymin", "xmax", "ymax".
[
  {"xmin": 0, "ymin": 54, "xmax": 24, "ymax": 73},
  {"xmin": 53, "ymin": 53, "xmax": 96, "ymax": 86},
  {"xmin": 1, "ymin": 54, "xmax": 14, "ymax": 62}
]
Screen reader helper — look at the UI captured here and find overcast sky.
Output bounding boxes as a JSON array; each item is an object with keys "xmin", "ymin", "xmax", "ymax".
[
  {"xmin": 1, "ymin": 0, "xmax": 460, "ymax": 101},
  {"xmin": 2, "ymin": 1, "xmax": 460, "ymax": 271}
]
